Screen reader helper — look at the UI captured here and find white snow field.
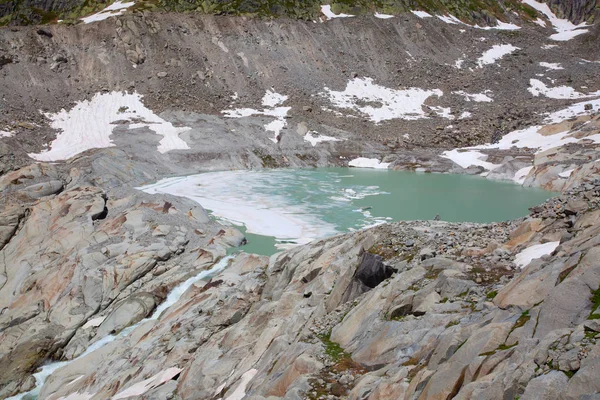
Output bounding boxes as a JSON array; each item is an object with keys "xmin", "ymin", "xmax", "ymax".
[
  {"xmin": 348, "ymin": 157, "xmax": 390, "ymax": 169},
  {"xmin": 515, "ymin": 241, "xmax": 560, "ymax": 268},
  {"xmin": 453, "ymin": 90, "xmax": 494, "ymax": 102},
  {"xmin": 411, "ymin": 10, "xmax": 432, "ymax": 18},
  {"xmin": 303, "ymin": 131, "xmax": 343, "ymax": 146},
  {"xmin": 30, "ymin": 91, "xmax": 191, "ymax": 162},
  {"xmin": 374, "ymin": 12, "xmax": 394, "ymax": 19},
  {"xmin": 521, "ymin": 0, "xmax": 589, "ymax": 41},
  {"xmin": 321, "ymin": 5, "xmax": 353, "ymax": 19},
  {"xmin": 528, "ymin": 79, "xmax": 600, "ymax": 99},
  {"xmin": 477, "ymin": 44, "xmax": 520, "ymax": 68},
  {"xmin": 539, "ymin": 62, "xmax": 564, "ymax": 70},
  {"xmin": 321, "ymin": 77, "xmax": 449, "ymax": 123},
  {"xmin": 223, "ymin": 89, "xmax": 291, "ymax": 143},
  {"xmin": 81, "ymin": 1, "xmax": 135, "ymax": 23}
]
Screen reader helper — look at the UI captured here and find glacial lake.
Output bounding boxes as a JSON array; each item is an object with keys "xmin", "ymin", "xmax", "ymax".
[{"xmin": 140, "ymin": 168, "xmax": 554, "ymax": 256}]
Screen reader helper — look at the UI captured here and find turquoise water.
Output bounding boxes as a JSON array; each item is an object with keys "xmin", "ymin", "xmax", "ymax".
[{"xmin": 140, "ymin": 168, "xmax": 554, "ymax": 256}]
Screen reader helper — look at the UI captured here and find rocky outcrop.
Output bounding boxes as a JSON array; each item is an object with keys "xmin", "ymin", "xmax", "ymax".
[
  {"xmin": 0, "ymin": 163, "xmax": 244, "ymax": 398},
  {"xmin": 5, "ymin": 177, "xmax": 595, "ymax": 400},
  {"xmin": 547, "ymin": 0, "xmax": 600, "ymax": 24}
]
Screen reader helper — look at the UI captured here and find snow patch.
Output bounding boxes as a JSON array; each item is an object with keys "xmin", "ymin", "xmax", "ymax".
[
  {"xmin": 374, "ymin": 12, "xmax": 394, "ymax": 19},
  {"xmin": 474, "ymin": 21, "xmax": 520, "ymax": 31},
  {"xmin": 81, "ymin": 1, "xmax": 134, "ymax": 23},
  {"xmin": 224, "ymin": 369, "xmax": 258, "ymax": 400},
  {"xmin": 454, "ymin": 58, "xmax": 465, "ymax": 69},
  {"xmin": 541, "ymin": 44, "xmax": 558, "ymax": 50},
  {"xmin": 441, "ymin": 150, "xmax": 500, "ymax": 171},
  {"xmin": 348, "ymin": 157, "xmax": 390, "ymax": 169},
  {"xmin": 476, "ymin": 44, "xmax": 520, "ymax": 68},
  {"xmin": 528, "ymin": 79, "xmax": 600, "ymax": 99},
  {"xmin": 223, "ymin": 89, "xmax": 291, "ymax": 143},
  {"xmin": 435, "ymin": 13, "xmax": 519, "ymax": 30},
  {"xmin": 30, "ymin": 92, "xmax": 191, "ymax": 162},
  {"xmin": 513, "ymin": 166, "xmax": 533, "ymax": 184},
  {"xmin": 81, "ymin": 316, "xmax": 106, "ymax": 329},
  {"xmin": 303, "ymin": 131, "xmax": 343, "ymax": 146},
  {"xmin": 521, "ymin": 0, "xmax": 589, "ymax": 41},
  {"xmin": 558, "ymin": 169, "xmax": 574, "ymax": 178},
  {"xmin": 539, "ymin": 62, "xmax": 563, "ymax": 70},
  {"xmin": 459, "ymin": 111, "xmax": 472, "ymax": 119},
  {"xmin": 321, "ymin": 77, "xmax": 447, "ymax": 123},
  {"xmin": 514, "ymin": 241, "xmax": 560, "ymax": 268},
  {"xmin": 0, "ymin": 130, "xmax": 13, "ymax": 138},
  {"xmin": 437, "ymin": 14, "xmax": 462, "ymax": 24},
  {"xmin": 411, "ymin": 10, "xmax": 432, "ymax": 18},
  {"xmin": 453, "ymin": 90, "xmax": 493, "ymax": 102},
  {"xmin": 113, "ymin": 368, "xmax": 182, "ymax": 399},
  {"xmin": 321, "ymin": 5, "xmax": 353, "ymax": 19}
]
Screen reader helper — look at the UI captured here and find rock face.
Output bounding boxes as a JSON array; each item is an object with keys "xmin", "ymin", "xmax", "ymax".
[
  {"xmin": 0, "ymin": 163, "xmax": 244, "ymax": 398},
  {"xmin": 0, "ymin": 176, "xmax": 593, "ymax": 399}
]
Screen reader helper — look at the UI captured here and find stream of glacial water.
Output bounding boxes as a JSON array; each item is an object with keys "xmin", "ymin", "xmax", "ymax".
[
  {"xmin": 9, "ymin": 256, "xmax": 234, "ymax": 400},
  {"xmin": 140, "ymin": 167, "xmax": 554, "ymax": 256}
]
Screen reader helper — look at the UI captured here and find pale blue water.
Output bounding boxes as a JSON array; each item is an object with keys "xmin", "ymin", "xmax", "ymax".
[{"xmin": 140, "ymin": 168, "xmax": 554, "ymax": 256}]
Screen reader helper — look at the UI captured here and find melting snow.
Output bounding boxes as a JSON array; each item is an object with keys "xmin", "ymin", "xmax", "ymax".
[
  {"xmin": 348, "ymin": 157, "xmax": 390, "ymax": 169},
  {"xmin": 436, "ymin": 13, "xmax": 519, "ymax": 30},
  {"xmin": 454, "ymin": 59, "xmax": 465, "ymax": 69},
  {"xmin": 140, "ymin": 171, "xmax": 338, "ymax": 246},
  {"xmin": 534, "ymin": 17, "xmax": 547, "ymax": 27},
  {"xmin": 476, "ymin": 44, "xmax": 520, "ymax": 68},
  {"xmin": 514, "ymin": 241, "xmax": 560, "ymax": 268},
  {"xmin": 303, "ymin": 131, "xmax": 343, "ymax": 146},
  {"xmin": 441, "ymin": 150, "xmax": 500, "ymax": 170},
  {"xmin": 539, "ymin": 62, "xmax": 564, "ymax": 70},
  {"xmin": 374, "ymin": 12, "xmax": 394, "ymax": 19},
  {"xmin": 224, "ymin": 369, "xmax": 258, "ymax": 400},
  {"xmin": 541, "ymin": 44, "xmax": 558, "ymax": 50},
  {"xmin": 321, "ymin": 77, "xmax": 447, "ymax": 123},
  {"xmin": 30, "ymin": 92, "xmax": 191, "ymax": 162},
  {"xmin": 437, "ymin": 14, "xmax": 462, "ymax": 24},
  {"xmin": 442, "ymin": 98, "xmax": 600, "ymax": 178},
  {"xmin": 81, "ymin": 316, "xmax": 106, "ymax": 329},
  {"xmin": 321, "ymin": 5, "xmax": 353, "ymax": 19},
  {"xmin": 476, "ymin": 21, "xmax": 520, "ymax": 30},
  {"xmin": 81, "ymin": 1, "xmax": 134, "ymax": 23},
  {"xmin": 459, "ymin": 111, "xmax": 472, "ymax": 119},
  {"xmin": 453, "ymin": 90, "xmax": 493, "ymax": 102},
  {"xmin": 412, "ymin": 10, "xmax": 432, "ymax": 18},
  {"xmin": 521, "ymin": 0, "xmax": 589, "ymax": 41},
  {"xmin": 513, "ymin": 166, "xmax": 533, "ymax": 184},
  {"xmin": 223, "ymin": 89, "xmax": 291, "ymax": 143},
  {"xmin": 0, "ymin": 130, "xmax": 13, "ymax": 138},
  {"xmin": 113, "ymin": 368, "xmax": 182, "ymax": 399},
  {"xmin": 559, "ymin": 169, "xmax": 575, "ymax": 178},
  {"xmin": 528, "ymin": 79, "xmax": 600, "ymax": 99}
]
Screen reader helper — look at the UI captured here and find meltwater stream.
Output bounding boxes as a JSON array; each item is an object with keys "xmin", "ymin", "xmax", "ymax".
[
  {"xmin": 140, "ymin": 168, "xmax": 554, "ymax": 256},
  {"xmin": 9, "ymin": 255, "xmax": 234, "ymax": 400}
]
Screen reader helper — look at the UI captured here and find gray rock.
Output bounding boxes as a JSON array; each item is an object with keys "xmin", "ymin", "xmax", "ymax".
[
  {"xmin": 521, "ymin": 370, "xmax": 568, "ymax": 400},
  {"xmin": 96, "ymin": 292, "xmax": 156, "ymax": 337}
]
